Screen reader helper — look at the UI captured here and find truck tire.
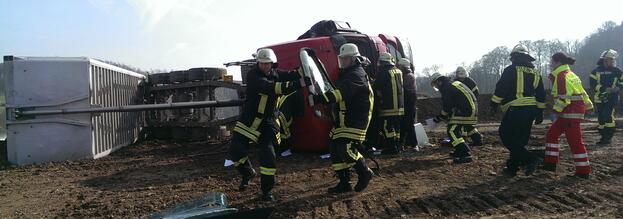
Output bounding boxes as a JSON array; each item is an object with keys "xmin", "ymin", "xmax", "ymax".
[
  {"xmin": 149, "ymin": 73, "xmax": 170, "ymax": 85},
  {"xmin": 170, "ymin": 70, "xmax": 189, "ymax": 83}
]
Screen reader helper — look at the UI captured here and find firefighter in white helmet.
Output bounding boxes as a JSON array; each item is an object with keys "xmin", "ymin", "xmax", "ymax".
[
  {"xmin": 589, "ymin": 49, "xmax": 622, "ymax": 145},
  {"xmin": 397, "ymin": 58, "xmax": 418, "ymax": 148},
  {"xmin": 313, "ymin": 43, "xmax": 374, "ymax": 193},
  {"xmin": 374, "ymin": 52, "xmax": 405, "ymax": 154},
  {"xmin": 454, "ymin": 66, "xmax": 480, "ymax": 96},
  {"xmin": 229, "ymin": 48, "xmax": 311, "ymax": 201},
  {"xmin": 491, "ymin": 44, "xmax": 546, "ymax": 177},
  {"xmin": 430, "ymin": 72, "xmax": 479, "ymax": 164},
  {"xmin": 452, "ymin": 66, "xmax": 483, "ymax": 146}
]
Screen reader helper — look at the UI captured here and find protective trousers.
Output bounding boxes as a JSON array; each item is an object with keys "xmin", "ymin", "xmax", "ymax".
[
  {"xmin": 382, "ymin": 116, "xmax": 402, "ymax": 152},
  {"xmin": 330, "ymin": 138, "xmax": 365, "ymax": 171},
  {"xmin": 229, "ymin": 125, "xmax": 277, "ymax": 194},
  {"xmin": 544, "ymin": 118, "xmax": 591, "ymax": 174},
  {"xmin": 447, "ymin": 124, "xmax": 471, "ymax": 157},
  {"xmin": 460, "ymin": 125, "xmax": 482, "ymax": 146},
  {"xmin": 596, "ymin": 102, "xmax": 616, "ymax": 142},
  {"xmin": 499, "ymin": 106, "xmax": 538, "ymax": 169},
  {"xmin": 400, "ymin": 110, "xmax": 418, "ymax": 147}
]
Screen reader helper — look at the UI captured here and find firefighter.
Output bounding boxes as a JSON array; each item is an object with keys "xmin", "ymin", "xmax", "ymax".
[
  {"xmin": 454, "ymin": 66, "xmax": 480, "ymax": 96},
  {"xmin": 229, "ymin": 48, "xmax": 310, "ymax": 201},
  {"xmin": 490, "ymin": 44, "xmax": 546, "ymax": 177},
  {"xmin": 275, "ymin": 78, "xmax": 305, "ymax": 154},
  {"xmin": 374, "ymin": 52, "xmax": 405, "ymax": 154},
  {"xmin": 589, "ymin": 49, "xmax": 622, "ymax": 145},
  {"xmin": 453, "ymin": 66, "xmax": 483, "ymax": 146},
  {"xmin": 430, "ymin": 73, "xmax": 480, "ymax": 164},
  {"xmin": 543, "ymin": 52, "xmax": 593, "ymax": 178},
  {"xmin": 313, "ymin": 43, "xmax": 374, "ymax": 193},
  {"xmin": 398, "ymin": 58, "xmax": 418, "ymax": 149}
]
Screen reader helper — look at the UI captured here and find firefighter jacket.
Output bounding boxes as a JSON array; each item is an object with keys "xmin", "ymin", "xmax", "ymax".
[
  {"xmin": 319, "ymin": 64, "xmax": 374, "ymax": 142},
  {"xmin": 549, "ymin": 64, "xmax": 593, "ymax": 119},
  {"xmin": 455, "ymin": 77, "xmax": 479, "ymax": 96},
  {"xmin": 402, "ymin": 69, "xmax": 417, "ymax": 114},
  {"xmin": 491, "ymin": 62, "xmax": 546, "ymax": 112},
  {"xmin": 439, "ymin": 80, "xmax": 479, "ymax": 125},
  {"xmin": 234, "ymin": 66, "xmax": 300, "ymax": 143},
  {"xmin": 589, "ymin": 65, "xmax": 623, "ymax": 103},
  {"xmin": 374, "ymin": 65, "xmax": 404, "ymax": 117}
]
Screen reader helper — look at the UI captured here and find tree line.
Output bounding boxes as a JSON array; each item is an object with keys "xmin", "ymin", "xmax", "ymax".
[{"xmin": 416, "ymin": 21, "xmax": 623, "ymax": 97}]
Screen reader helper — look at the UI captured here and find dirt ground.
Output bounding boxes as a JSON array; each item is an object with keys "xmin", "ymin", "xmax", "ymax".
[{"xmin": 1, "ymin": 120, "xmax": 623, "ymax": 218}]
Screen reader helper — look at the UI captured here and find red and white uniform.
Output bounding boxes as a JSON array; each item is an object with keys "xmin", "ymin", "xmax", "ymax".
[{"xmin": 544, "ymin": 64, "xmax": 593, "ymax": 174}]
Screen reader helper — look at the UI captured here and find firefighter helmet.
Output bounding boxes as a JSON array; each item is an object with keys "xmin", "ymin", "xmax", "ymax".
[
  {"xmin": 430, "ymin": 73, "xmax": 445, "ymax": 91},
  {"xmin": 601, "ymin": 49, "xmax": 619, "ymax": 59},
  {"xmin": 511, "ymin": 44, "xmax": 535, "ymax": 61},
  {"xmin": 339, "ymin": 43, "xmax": 360, "ymax": 57},
  {"xmin": 398, "ymin": 58, "xmax": 411, "ymax": 68},
  {"xmin": 378, "ymin": 52, "xmax": 395, "ymax": 65},
  {"xmin": 455, "ymin": 66, "xmax": 467, "ymax": 78},
  {"xmin": 511, "ymin": 44, "xmax": 530, "ymax": 56},
  {"xmin": 431, "ymin": 73, "xmax": 444, "ymax": 82},
  {"xmin": 256, "ymin": 48, "xmax": 277, "ymax": 63}
]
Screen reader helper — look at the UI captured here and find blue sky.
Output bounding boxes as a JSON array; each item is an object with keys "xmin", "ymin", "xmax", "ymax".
[
  {"xmin": 1, "ymin": 1, "xmax": 140, "ymax": 60},
  {"xmin": 2, "ymin": 0, "xmax": 623, "ymax": 77}
]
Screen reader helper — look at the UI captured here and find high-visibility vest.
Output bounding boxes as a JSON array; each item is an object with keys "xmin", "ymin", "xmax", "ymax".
[{"xmin": 550, "ymin": 64, "xmax": 593, "ymax": 119}]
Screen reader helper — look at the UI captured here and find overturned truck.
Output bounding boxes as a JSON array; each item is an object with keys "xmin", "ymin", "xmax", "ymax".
[
  {"xmin": 1, "ymin": 56, "xmax": 243, "ymax": 165},
  {"xmin": 0, "ymin": 20, "xmax": 413, "ymax": 165},
  {"xmin": 229, "ymin": 20, "xmax": 414, "ymax": 152}
]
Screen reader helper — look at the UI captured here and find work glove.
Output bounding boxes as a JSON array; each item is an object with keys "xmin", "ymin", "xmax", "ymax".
[
  {"xmin": 433, "ymin": 115, "xmax": 447, "ymax": 123},
  {"xmin": 534, "ymin": 109, "xmax": 544, "ymax": 125},
  {"xmin": 296, "ymin": 67, "xmax": 305, "ymax": 77},
  {"xmin": 606, "ymin": 87, "xmax": 621, "ymax": 93},
  {"xmin": 311, "ymin": 94, "xmax": 324, "ymax": 105},
  {"xmin": 299, "ymin": 76, "xmax": 312, "ymax": 88},
  {"xmin": 489, "ymin": 101, "xmax": 499, "ymax": 116}
]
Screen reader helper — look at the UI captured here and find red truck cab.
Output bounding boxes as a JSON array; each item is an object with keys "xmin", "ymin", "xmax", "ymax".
[{"xmin": 241, "ymin": 20, "xmax": 413, "ymax": 151}]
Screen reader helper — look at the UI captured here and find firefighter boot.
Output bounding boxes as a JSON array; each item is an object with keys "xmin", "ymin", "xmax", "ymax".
[
  {"xmin": 525, "ymin": 157, "xmax": 543, "ymax": 176},
  {"xmin": 597, "ymin": 128, "xmax": 613, "ymax": 145},
  {"xmin": 453, "ymin": 144, "xmax": 473, "ymax": 164},
  {"xmin": 353, "ymin": 159, "xmax": 374, "ymax": 192},
  {"xmin": 470, "ymin": 133, "xmax": 483, "ymax": 147},
  {"xmin": 604, "ymin": 128, "xmax": 615, "ymax": 144},
  {"xmin": 328, "ymin": 169, "xmax": 352, "ymax": 194},
  {"xmin": 237, "ymin": 166, "xmax": 257, "ymax": 192},
  {"xmin": 260, "ymin": 175, "xmax": 276, "ymax": 202},
  {"xmin": 502, "ymin": 158, "xmax": 518, "ymax": 177},
  {"xmin": 382, "ymin": 137, "xmax": 400, "ymax": 155}
]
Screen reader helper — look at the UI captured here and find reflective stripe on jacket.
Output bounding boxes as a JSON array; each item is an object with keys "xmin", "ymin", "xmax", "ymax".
[
  {"xmin": 491, "ymin": 63, "xmax": 546, "ymax": 112},
  {"xmin": 550, "ymin": 64, "xmax": 593, "ymax": 119}
]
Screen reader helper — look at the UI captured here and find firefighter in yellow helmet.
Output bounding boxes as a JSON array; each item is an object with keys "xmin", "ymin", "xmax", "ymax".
[
  {"xmin": 313, "ymin": 43, "xmax": 374, "ymax": 193},
  {"xmin": 229, "ymin": 48, "xmax": 311, "ymax": 201},
  {"xmin": 374, "ymin": 52, "xmax": 405, "ymax": 154},
  {"xmin": 589, "ymin": 49, "xmax": 622, "ymax": 145}
]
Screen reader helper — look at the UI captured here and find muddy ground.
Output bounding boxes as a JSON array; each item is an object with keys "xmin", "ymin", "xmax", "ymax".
[{"xmin": 1, "ymin": 119, "xmax": 623, "ymax": 218}]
